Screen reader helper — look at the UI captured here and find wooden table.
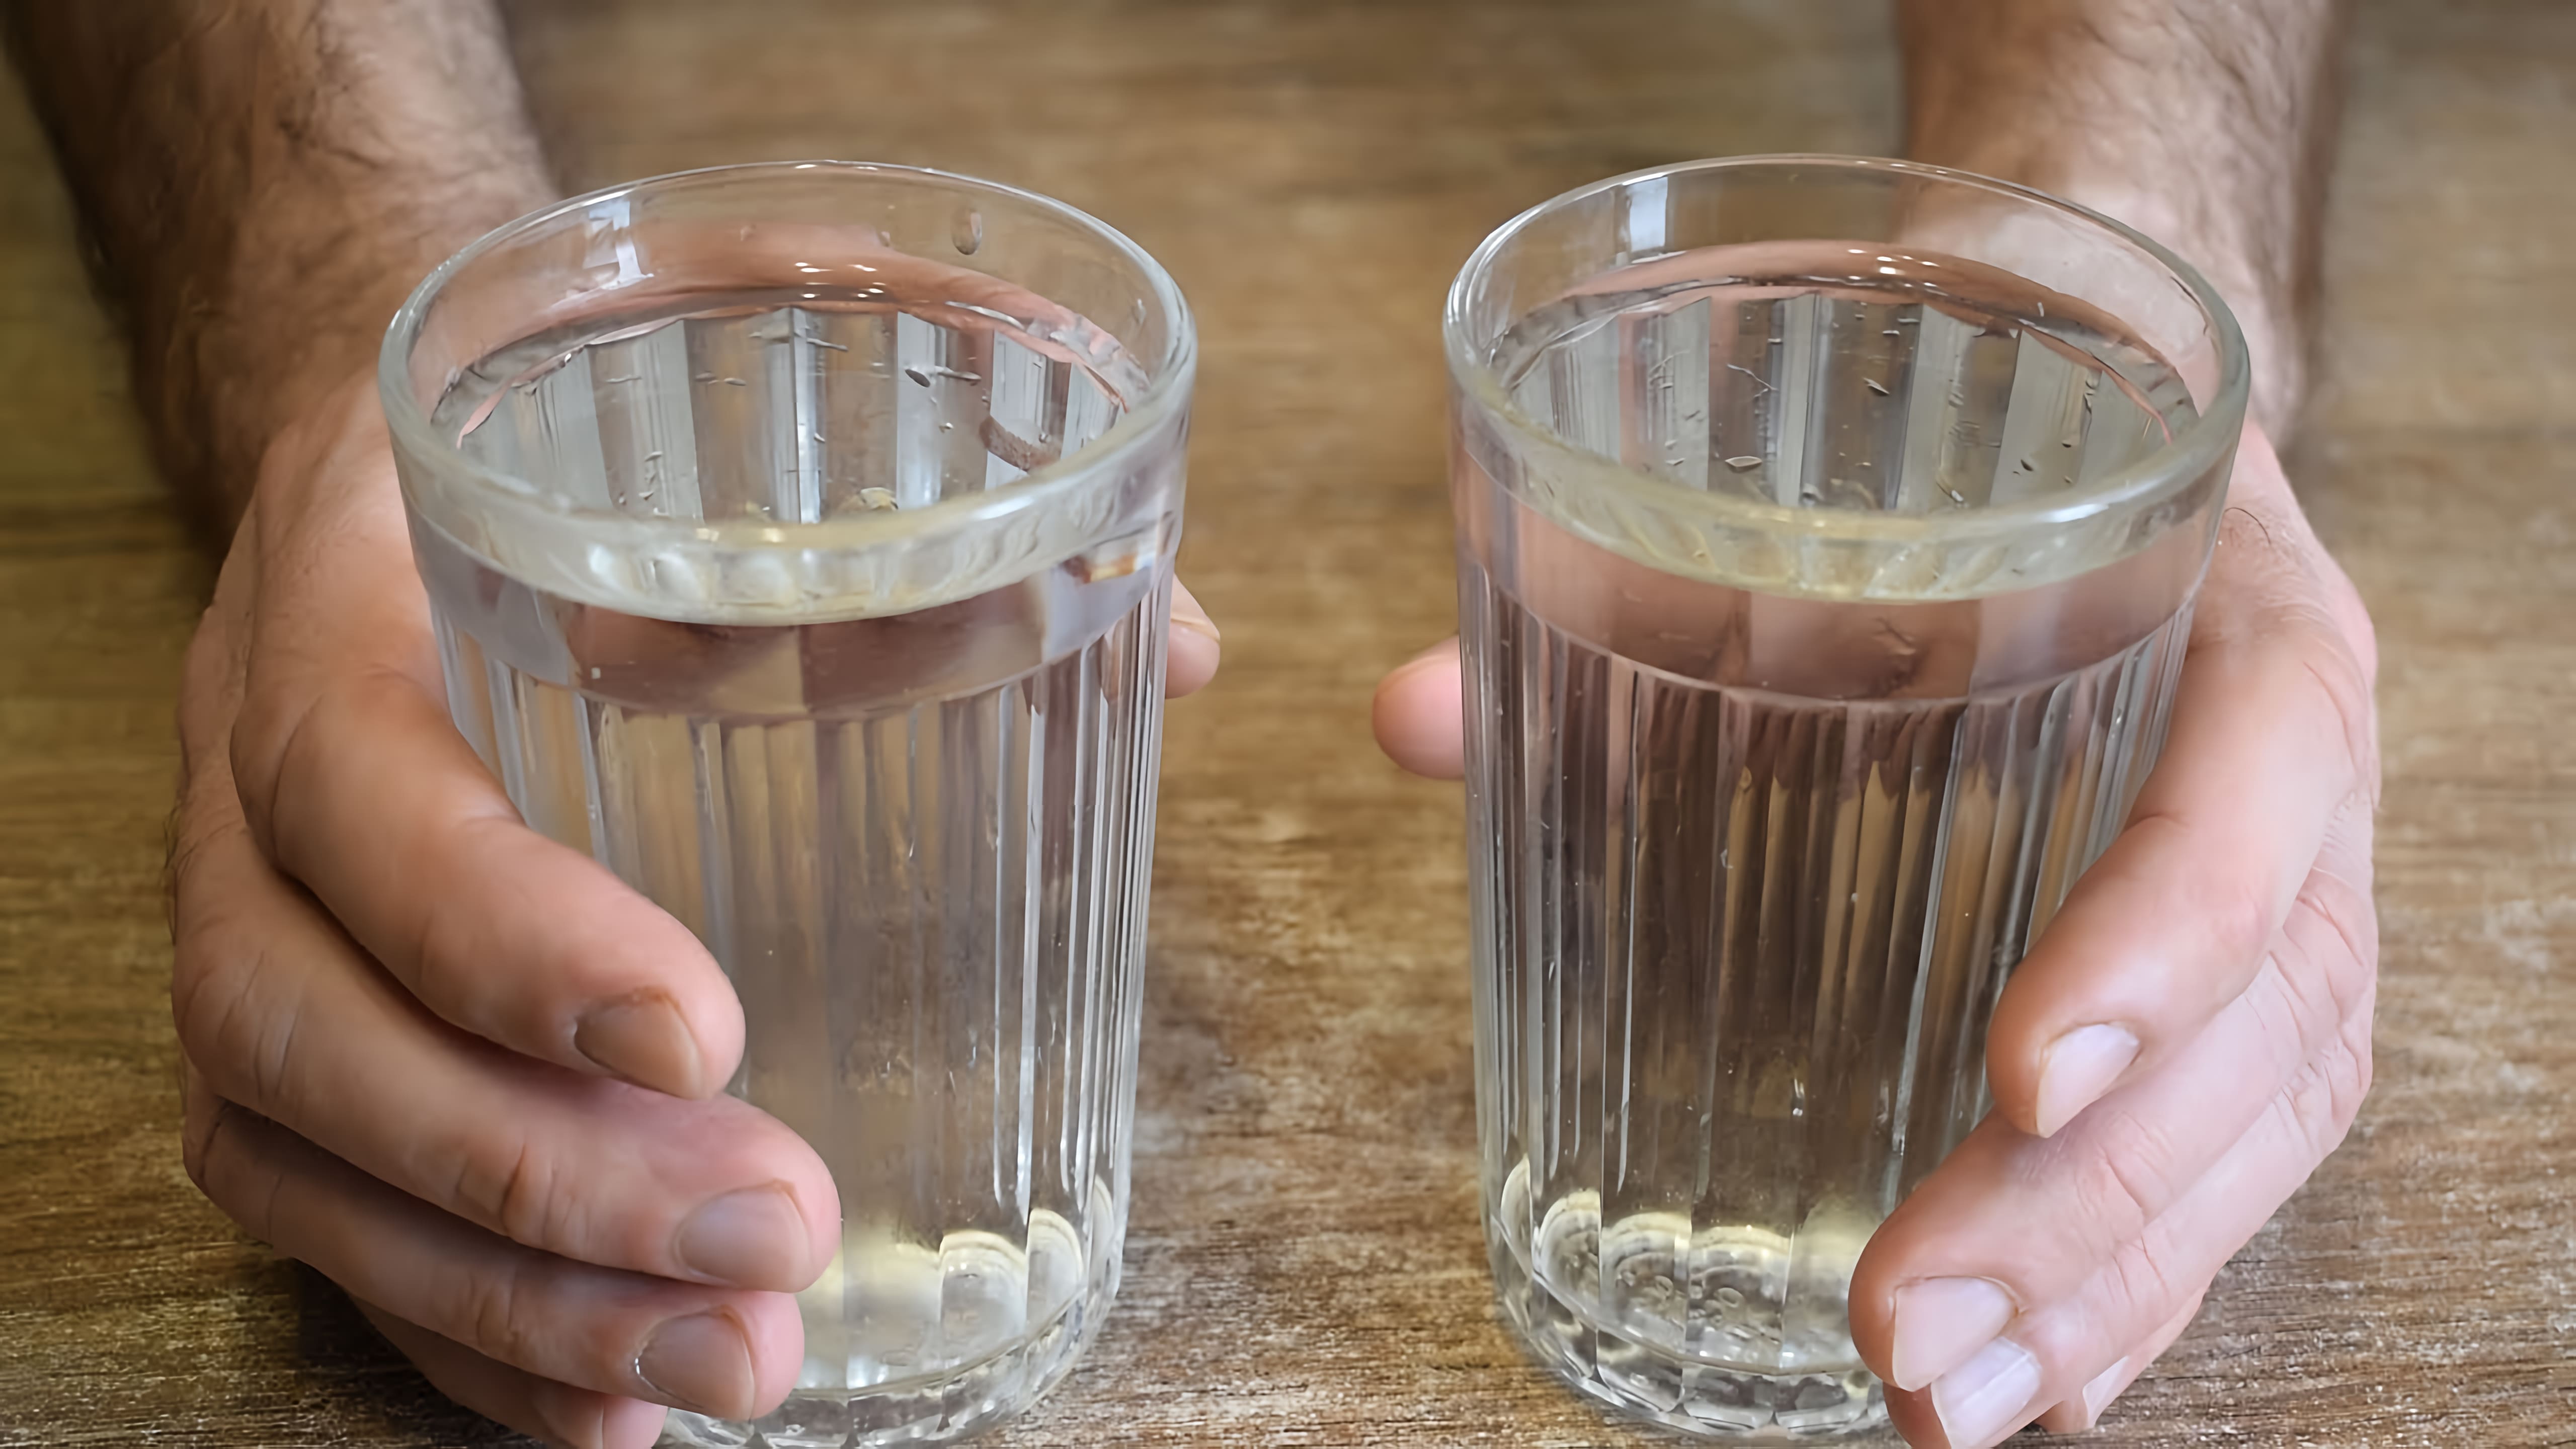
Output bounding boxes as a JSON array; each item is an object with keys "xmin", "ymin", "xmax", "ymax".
[{"xmin": 3, "ymin": 1, "xmax": 2569, "ymax": 1443}]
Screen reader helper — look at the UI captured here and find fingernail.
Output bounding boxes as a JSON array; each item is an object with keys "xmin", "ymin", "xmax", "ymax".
[
  {"xmin": 675, "ymin": 1182, "xmax": 813, "ymax": 1289},
  {"xmin": 1170, "ymin": 591, "xmax": 1220, "ymax": 642},
  {"xmin": 576, "ymin": 991, "xmax": 704, "ymax": 1096},
  {"xmin": 1888, "ymin": 1277, "xmax": 2018, "ymax": 1391},
  {"xmin": 2080, "ymin": 1356, "xmax": 2134, "ymax": 1425},
  {"xmin": 635, "ymin": 1310, "xmax": 755, "ymax": 1417},
  {"xmin": 1929, "ymin": 1336, "xmax": 2043, "ymax": 1449},
  {"xmin": 2034, "ymin": 1023, "xmax": 2142, "ymax": 1137}
]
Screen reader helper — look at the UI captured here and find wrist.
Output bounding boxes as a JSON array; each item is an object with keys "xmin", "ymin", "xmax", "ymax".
[
  {"xmin": 2014, "ymin": 175, "xmax": 2302, "ymax": 440},
  {"xmin": 1897, "ymin": 0, "xmax": 2344, "ymax": 440},
  {"xmin": 1907, "ymin": 133, "xmax": 2306, "ymax": 441},
  {"xmin": 177, "ymin": 171, "xmax": 548, "ymax": 531}
]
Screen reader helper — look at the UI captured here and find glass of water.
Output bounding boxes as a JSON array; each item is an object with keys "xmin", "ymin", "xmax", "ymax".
[
  {"xmin": 379, "ymin": 162, "xmax": 1193, "ymax": 1446},
  {"xmin": 1445, "ymin": 156, "xmax": 2246, "ymax": 1438}
]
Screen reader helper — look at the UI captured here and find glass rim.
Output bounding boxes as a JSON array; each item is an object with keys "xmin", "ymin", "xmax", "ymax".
[
  {"xmin": 378, "ymin": 159, "xmax": 1196, "ymax": 556},
  {"xmin": 1441, "ymin": 153, "xmax": 2250, "ymax": 549}
]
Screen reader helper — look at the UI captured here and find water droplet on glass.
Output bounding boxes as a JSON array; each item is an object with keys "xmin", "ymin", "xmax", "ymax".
[
  {"xmin": 951, "ymin": 209, "xmax": 985, "ymax": 256},
  {"xmin": 904, "ymin": 363, "xmax": 984, "ymax": 386},
  {"xmin": 1723, "ymin": 455, "xmax": 1762, "ymax": 472}
]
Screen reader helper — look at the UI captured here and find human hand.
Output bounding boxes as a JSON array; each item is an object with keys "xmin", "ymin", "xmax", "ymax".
[
  {"xmin": 1373, "ymin": 425, "xmax": 2377, "ymax": 1445},
  {"xmin": 170, "ymin": 378, "xmax": 1221, "ymax": 1449}
]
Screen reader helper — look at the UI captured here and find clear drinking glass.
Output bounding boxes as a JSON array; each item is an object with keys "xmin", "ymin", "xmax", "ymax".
[
  {"xmin": 1445, "ymin": 156, "xmax": 2246, "ymax": 1438},
  {"xmin": 380, "ymin": 163, "xmax": 1194, "ymax": 1447}
]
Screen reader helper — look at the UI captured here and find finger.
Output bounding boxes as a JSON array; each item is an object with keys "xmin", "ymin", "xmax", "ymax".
[
  {"xmin": 354, "ymin": 1298, "xmax": 669, "ymax": 1449},
  {"xmin": 1854, "ymin": 820, "xmax": 2371, "ymax": 1389},
  {"xmin": 1985, "ymin": 434, "xmax": 2376, "ymax": 1137},
  {"xmin": 1895, "ymin": 1000, "xmax": 2368, "ymax": 1449},
  {"xmin": 183, "ymin": 1065, "xmax": 804, "ymax": 1421},
  {"xmin": 1371, "ymin": 637, "xmax": 1465, "ymax": 779},
  {"xmin": 2033, "ymin": 1290, "xmax": 2202, "ymax": 1433},
  {"xmin": 226, "ymin": 384, "xmax": 743, "ymax": 1100},
  {"xmin": 1166, "ymin": 578, "xmax": 1221, "ymax": 697},
  {"xmin": 174, "ymin": 515, "xmax": 261, "ymax": 916},
  {"xmin": 171, "ymin": 768, "xmax": 838, "ymax": 1290}
]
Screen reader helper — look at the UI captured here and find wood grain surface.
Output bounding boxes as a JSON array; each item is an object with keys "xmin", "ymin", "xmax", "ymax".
[{"xmin": 2, "ymin": 2, "xmax": 2569, "ymax": 1444}]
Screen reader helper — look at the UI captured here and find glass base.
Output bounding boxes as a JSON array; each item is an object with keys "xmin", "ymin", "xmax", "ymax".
[
  {"xmin": 659, "ymin": 1281, "xmax": 1107, "ymax": 1448},
  {"xmin": 1491, "ymin": 1237, "xmax": 1890, "ymax": 1442}
]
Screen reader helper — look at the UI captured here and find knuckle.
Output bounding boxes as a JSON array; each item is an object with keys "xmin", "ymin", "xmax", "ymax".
[
  {"xmin": 166, "ymin": 771, "xmax": 249, "ymax": 917},
  {"xmin": 177, "ymin": 615, "xmax": 242, "ymax": 764},
  {"xmin": 183, "ymin": 1096, "xmax": 286, "ymax": 1246},
  {"xmin": 453, "ymin": 1251, "xmax": 547, "ymax": 1369},
  {"xmin": 179, "ymin": 1094, "xmax": 223, "ymax": 1194},
  {"xmin": 2345, "ymin": 1001, "xmax": 2377, "ymax": 1103},
  {"xmin": 2104, "ymin": 1233, "xmax": 2194, "ymax": 1340},
  {"xmin": 2318, "ymin": 1026, "xmax": 2370, "ymax": 1150},
  {"xmin": 170, "ymin": 915, "xmax": 307, "ymax": 1125},
  {"xmin": 449, "ymin": 1129, "xmax": 567, "ymax": 1252},
  {"xmin": 2296, "ymin": 647, "xmax": 2379, "ymax": 801},
  {"xmin": 226, "ymin": 678, "xmax": 323, "ymax": 858},
  {"xmin": 2271, "ymin": 864, "xmax": 2379, "ymax": 1073},
  {"xmin": 2309, "ymin": 858, "xmax": 2380, "ymax": 973},
  {"xmin": 2240, "ymin": 952, "xmax": 2311, "ymax": 1066},
  {"xmin": 2066, "ymin": 1107, "xmax": 2182, "ymax": 1245},
  {"xmin": 2290, "ymin": 1030, "xmax": 2372, "ymax": 1159}
]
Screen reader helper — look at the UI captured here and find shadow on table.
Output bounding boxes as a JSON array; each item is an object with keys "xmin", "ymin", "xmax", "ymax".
[{"xmin": 293, "ymin": 1264, "xmax": 534, "ymax": 1447}]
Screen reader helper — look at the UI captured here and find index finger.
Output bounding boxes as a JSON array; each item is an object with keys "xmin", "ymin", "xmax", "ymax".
[
  {"xmin": 1984, "ymin": 431, "xmax": 2376, "ymax": 1136},
  {"xmin": 229, "ymin": 384, "xmax": 743, "ymax": 1098}
]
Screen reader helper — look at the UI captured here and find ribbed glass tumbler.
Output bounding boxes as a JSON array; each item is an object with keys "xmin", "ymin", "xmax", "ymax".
[
  {"xmin": 1444, "ymin": 156, "xmax": 2245, "ymax": 1439},
  {"xmin": 380, "ymin": 162, "xmax": 1194, "ymax": 1447}
]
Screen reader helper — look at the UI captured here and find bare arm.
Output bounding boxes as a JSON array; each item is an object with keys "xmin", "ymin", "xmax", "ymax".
[
  {"xmin": 7, "ymin": 11, "xmax": 811, "ymax": 1445},
  {"xmin": 1899, "ymin": 0, "xmax": 2348, "ymax": 438},
  {"xmin": 4, "ymin": 0, "xmax": 552, "ymax": 529},
  {"xmin": 13, "ymin": 15, "xmax": 1218, "ymax": 1446}
]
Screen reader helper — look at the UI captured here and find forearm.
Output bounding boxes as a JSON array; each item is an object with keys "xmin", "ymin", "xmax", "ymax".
[
  {"xmin": 1899, "ymin": 0, "xmax": 2348, "ymax": 438},
  {"xmin": 6, "ymin": 1, "xmax": 553, "ymax": 529}
]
